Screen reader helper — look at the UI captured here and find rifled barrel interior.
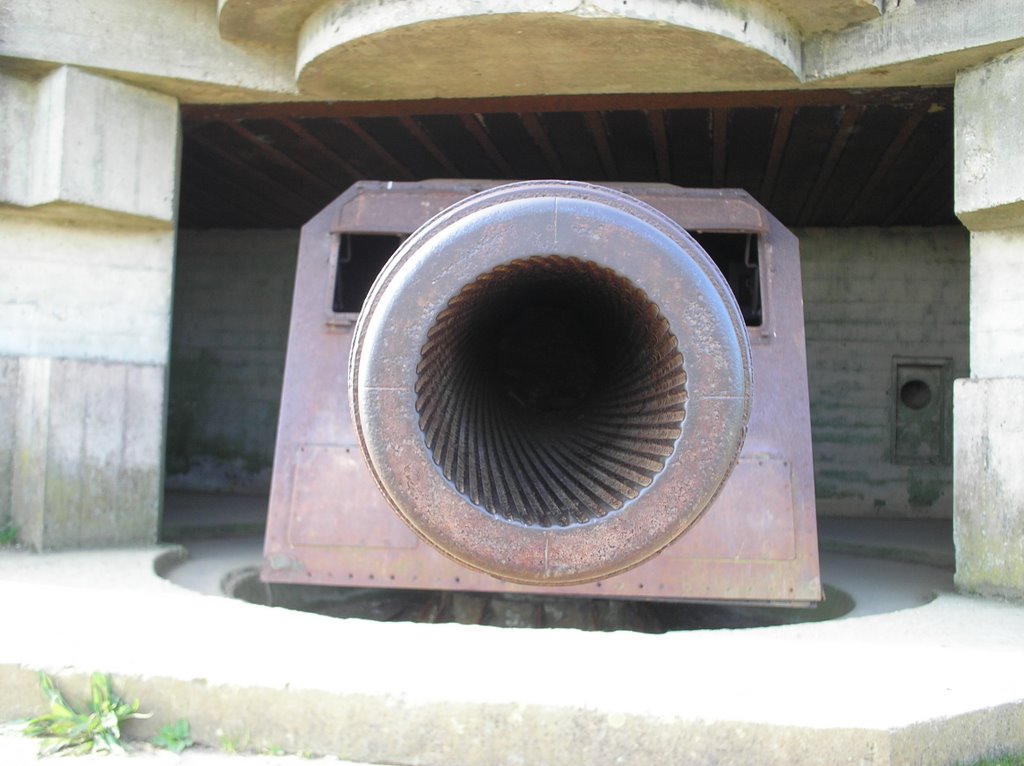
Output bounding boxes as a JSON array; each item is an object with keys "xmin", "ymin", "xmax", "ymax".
[{"xmin": 415, "ymin": 255, "xmax": 687, "ymax": 528}]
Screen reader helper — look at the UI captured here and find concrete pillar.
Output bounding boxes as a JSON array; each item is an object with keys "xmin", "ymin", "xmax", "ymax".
[
  {"xmin": 953, "ymin": 47, "xmax": 1024, "ymax": 598},
  {"xmin": 0, "ymin": 66, "xmax": 179, "ymax": 549}
]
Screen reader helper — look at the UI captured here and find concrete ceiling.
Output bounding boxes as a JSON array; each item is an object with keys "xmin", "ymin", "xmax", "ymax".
[{"xmin": 179, "ymin": 87, "xmax": 955, "ymax": 230}]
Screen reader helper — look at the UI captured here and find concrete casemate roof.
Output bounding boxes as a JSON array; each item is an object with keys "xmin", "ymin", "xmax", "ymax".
[{"xmin": 3, "ymin": 0, "xmax": 1022, "ymax": 104}]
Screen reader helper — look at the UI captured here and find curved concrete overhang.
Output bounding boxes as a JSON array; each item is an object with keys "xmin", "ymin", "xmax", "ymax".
[
  {"xmin": 294, "ymin": 0, "xmax": 803, "ymax": 100},
  {"xmin": 216, "ymin": 0, "xmax": 323, "ymax": 46},
  {"xmin": 216, "ymin": 0, "xmax": 883, "ymax": 49},
  {"xmin": 804, "ymin": 0, "xmax": 1024, "ymax": 89}
]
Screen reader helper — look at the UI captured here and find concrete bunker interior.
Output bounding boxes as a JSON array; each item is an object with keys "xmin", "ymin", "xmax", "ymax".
[
  {"xmin": 5, "ymin": 5, "xmax": 1024, "ymax": 763},
  {"xmin": 165, "ymin": 87, "xmax": 965, "ymax": 627}
]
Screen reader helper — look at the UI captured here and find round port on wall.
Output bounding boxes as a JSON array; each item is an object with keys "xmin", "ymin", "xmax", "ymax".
[{"xmin": 900, "ymin": 379, "xmax": 932, "ymax": 410}]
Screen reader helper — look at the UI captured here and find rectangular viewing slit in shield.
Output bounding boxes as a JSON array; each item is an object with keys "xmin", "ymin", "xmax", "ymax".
[
  {"xmin": 332, "ymin": 234, "xmax": 404, "ymax": 313},
  {"xmin": 690, "ymin": 232, "xmax": 762, "ymax": 327}
]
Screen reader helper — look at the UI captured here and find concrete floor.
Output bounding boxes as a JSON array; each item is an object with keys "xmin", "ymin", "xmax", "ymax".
[
  {"xmin": 166, "ymin": 535, "xmax": 952, "ymax": 623},
  {"xmin": 1, "ymin": 494, "xmax": 1022, "ymax": 766},
  {"xmin": 162, "ymin": 491, "xmax": 955, "ymax": 621}
]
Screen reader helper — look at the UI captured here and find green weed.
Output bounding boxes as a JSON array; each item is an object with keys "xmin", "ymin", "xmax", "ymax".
[
  {"xmin": 153, "ymin": 718, "xmax": 193, "ymax": 753},
  {"xmin": 0, "ymin": 522, "xmax": 17, "ymax": 547},
  {"xmin": 218, "ymin": 728, "xmax": 249, "ymax": 753},
  {"xmin": 22, "ymin": 672, "xmax": 150, "ymax": 756}
]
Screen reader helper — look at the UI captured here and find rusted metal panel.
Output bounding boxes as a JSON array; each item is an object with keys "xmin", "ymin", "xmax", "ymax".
[
  {"xmin": 286, "ymin": 445, "xmax": 420, "ymax": 550},
  {"xmin": 263, "ymin": 180, "xmax": 821, "ymax": 604}
]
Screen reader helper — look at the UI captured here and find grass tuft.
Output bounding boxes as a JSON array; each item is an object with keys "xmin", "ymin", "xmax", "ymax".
[{"xmin": 21, "ymin": 671, "xmax": 150, "ymax": 756}]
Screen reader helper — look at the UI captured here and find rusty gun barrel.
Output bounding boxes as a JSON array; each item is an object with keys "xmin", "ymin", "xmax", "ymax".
[{"xmin": 349, "ymin": 181, "xmax": 752, "ymax": 585}]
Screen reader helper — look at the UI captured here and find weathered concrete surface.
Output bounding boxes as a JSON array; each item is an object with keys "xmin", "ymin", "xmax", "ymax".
[
  {"xmin": 0, "ymin": 733, "xmax": 361, "ymax": 766},
  {"xmin": 805, "ymin": 0, "xmax": 1024, "ymax": 88},
  {"xmin": 0, "ymin": 67, "xmax": 178, "ymax": 223},
  {"xmin": 166, "ymin": 230, "xmax": 298, "ymax": 492},
  {"xmin": 220, "ymin": 0, "xmax": 882, "ymax": 46},
  {"xmin": 0, "ymin": 0, "xmax": 298, "ymax": 104},
  {"xmin": 0, "ymin": 216, "xmax": 175, "ymax": 364},
  {"xmin": 952, "ymin": 47, "xmax": 1024, "ymax": 599},
  {"xmin": 968, "ymin": 228, "xmax": 1024, "ymax": 378},
  {"xmin": 799, "ymin": 227, "xmax": 968, "ymax": 518},
  {"xmin": 954, "ymin": 378, "xmax": 1024, "ymax": 599},
  {"xmin": 762, "ymin": 0, "xmax": 882, "ymax": 35},
  {"xmin": 0, "ymin": 359, "xmax": 16, "ymax": 530},
  {"xmin": 0, "ymin": 71, "xmax": 37, "ymax": 208},
  {"xmin": 0, "ymin": 67, "xmax": 178, "ymax": 549},
  {"xmin": 217, "ymin": 0, "xmax": 324, "ymax": 46},
  {"xmin": 4, "ymin": 0, "xmax": 1024, "ymax": 102},
  {"xmin": 0, "ymin": 546, "xmax": 1022, "ymax": 765},
  {"xmin": 955, "ymin": 47, "xmax": 1024, "ymax": 232},
  {"xmin": 6, "ymin": 358, "xmax": 166, "ymax": 550},
  {"xmin": 295, "ymin": 0, "xmax": 801, "ymax": 99}
]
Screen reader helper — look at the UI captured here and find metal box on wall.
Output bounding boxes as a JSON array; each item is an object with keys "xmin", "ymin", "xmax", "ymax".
[{"xmin": 262, "ymin": 180, "xmax": 821, "ymax": 604}]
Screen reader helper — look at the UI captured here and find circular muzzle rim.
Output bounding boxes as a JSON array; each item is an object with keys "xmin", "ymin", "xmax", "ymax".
[{"xmin": 350, "ymin": 180, "xmax": 752, "ymax": 585}]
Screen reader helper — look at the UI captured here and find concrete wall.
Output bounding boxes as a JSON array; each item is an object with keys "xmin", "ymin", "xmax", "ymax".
[
  {"xmin": 0, "ymin": 66, "xmax": 178, "ymax": 549},
  {"xmin": 166, "ymin": 230, "xmax": 298, "ymax": 493},
  {"xmin": 165, "ymin": 225, "xmax": 969, "ymax": 517},
  {"xmin": 953, "ymin": 47, "xmax": 1024, "ymax": 598},
  {"xmin": 0, "ymin": 355, "xmax": 167, "ymax": 546},
  {"xmin": 800, "ymin": 226, "xmax": 969, "ymax": 518},
  {"xmin": 0, "ymin": 217, "xmax": 176, "ymax": 364},
  {"xmin": 968, "ymin": 228, "xmax": 1024, "ymax": 378},
  {"xmin": 0, "ymin": 359, "xmax": 16, "ymax": 533},
  {"xmin": 0, "ymin": 215, "xmax": 174, "ymax": 542}
]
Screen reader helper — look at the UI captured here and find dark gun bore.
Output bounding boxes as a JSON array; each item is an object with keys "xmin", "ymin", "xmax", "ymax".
[{"xmin": 415, "ymin": 255, "xmax": 686, "ymax": 528}]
